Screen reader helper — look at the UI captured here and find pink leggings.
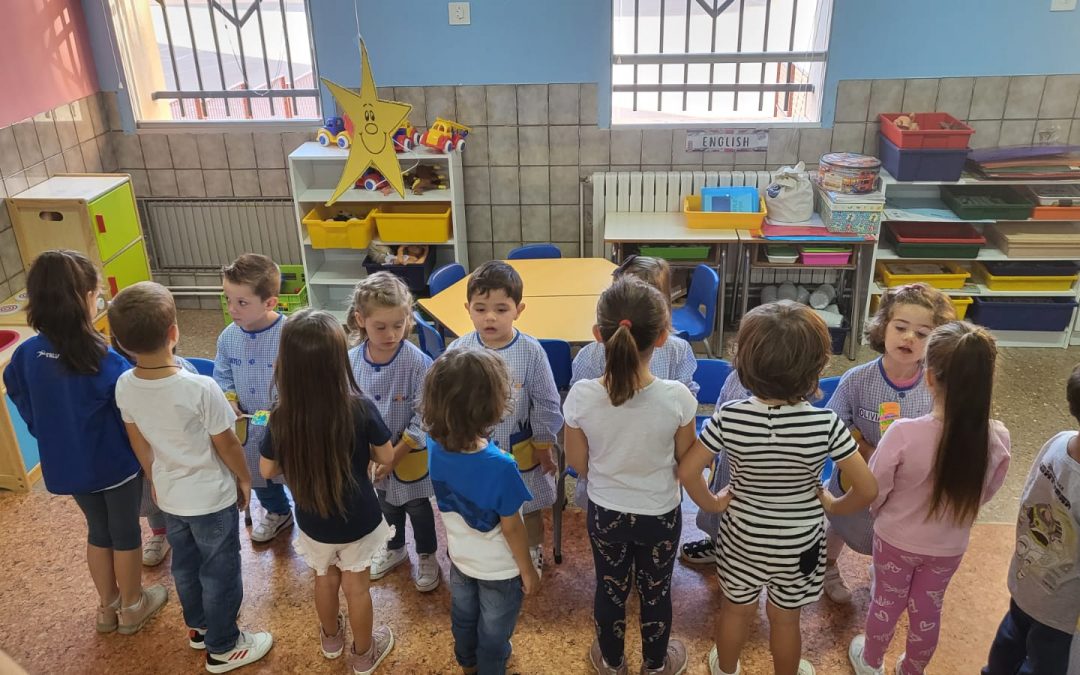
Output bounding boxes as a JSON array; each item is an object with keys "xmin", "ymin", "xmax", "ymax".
[{"xmin": 863, "ymin": 536, "xmax": 964, "ymax": 675}]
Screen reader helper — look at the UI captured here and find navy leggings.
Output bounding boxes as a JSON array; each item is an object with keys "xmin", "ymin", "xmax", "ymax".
[{"xmin": 72, "ymin": 475, "xmax": 144, "ymax": 551}]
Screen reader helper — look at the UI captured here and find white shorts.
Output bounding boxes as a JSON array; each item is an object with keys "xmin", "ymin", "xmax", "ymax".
[{"xmin": 293, "ymin": 520, "xmax": 393, "ymax": 576}]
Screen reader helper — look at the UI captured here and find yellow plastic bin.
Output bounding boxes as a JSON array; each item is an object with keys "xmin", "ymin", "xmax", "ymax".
[
  {"xmin": 372, "ymin": 204, "xmax": 453, "ymax": 243},
  {"xmin": 302, "ymin": 205, "xmax": 375, "ymax": 249},
  {"xmin": 950, "ymin": 295, "xmax": 973, "ymax": 319},
  {"xmin": 974, "ymin": 262, "xmax": 1079, "ymax": 292},
  {"xmin": 877, "ymin": 261, "xmax": 971, "ymax": 289},
  {"xmin": 683, "ymin": 195, "xmax": 767, "ymax": 232}
]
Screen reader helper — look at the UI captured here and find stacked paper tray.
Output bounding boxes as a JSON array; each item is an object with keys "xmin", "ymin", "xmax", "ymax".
[{"xmin": 985, "ymin": 222, "xmax": 1080, "ymax": 258}]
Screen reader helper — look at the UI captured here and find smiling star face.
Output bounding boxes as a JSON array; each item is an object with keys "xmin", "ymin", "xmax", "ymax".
[{"xmin": 360, "ymin": 103, "xmax": 387, "ymax": 154}]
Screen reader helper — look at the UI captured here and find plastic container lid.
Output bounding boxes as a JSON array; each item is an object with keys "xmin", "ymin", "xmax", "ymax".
[{"xmin": 819, "ymin": 153, "xmax": 882, "ymax": 170}]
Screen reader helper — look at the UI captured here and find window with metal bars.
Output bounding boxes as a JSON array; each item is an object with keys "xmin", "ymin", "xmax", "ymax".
[
  {"xmin": 611, "ymin": 0, "xmax": 833, "ymax": 125},
  {"xmin": 132, "ymin": 0, "xmax": 320, "ymax": 122}
]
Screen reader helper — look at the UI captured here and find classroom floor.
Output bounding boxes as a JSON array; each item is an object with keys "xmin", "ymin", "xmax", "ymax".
[{"xmin": 1, "ymin": 308, "xmax": 1077, "ymax": 675}]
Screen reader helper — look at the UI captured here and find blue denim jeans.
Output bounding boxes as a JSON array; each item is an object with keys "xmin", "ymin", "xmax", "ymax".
[
  {"xmin": 253, "ymin": 479, "xmax": 291, "ymax": 515},
  {"xmin": 449, "ymin": 564, "xmax": 524, "ymax": 675},
  {"xmin": 982, "ymin": 599, "xmax": 1072, "ymax": 675},
  {"xmin": 164, "ymin": 506, "xmax": 243, "ymax": 654}
]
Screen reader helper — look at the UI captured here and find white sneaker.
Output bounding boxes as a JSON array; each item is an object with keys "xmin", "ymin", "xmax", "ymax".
[
  {"xmin": 205, "ymin": 630, "xmax": 273, "ymax": 673},
  {"xmin": 414, "ymin": 553, "xmax": 441, "ymax": 592},
  {"xmin": 823, "ymin": 565, "xmax": 852, "ymax": 604},
  {"xmin": 370, "ymin": 546, "xmax": 409, "ymax": 580},
  {"xmin": 797, "ymin": 660, "xmax": 816, "ymax": 675},
  {"xmin": 250, "ymin": 511, "xmax": 293, "ymax": 543},
  {"xmin": 848, "ymin": 635, "xmax": 884, "ymax": 675},
  {"xmin": 707, "ymin": 646, "xmax": 740, "ymax": 675},
  {"xmin": 529, "ymin": 545, "xmax": 544, "ymax": 580},
  {"xmin": 142, "ymin": 533, "xmax": 171, "ymax": 566}
]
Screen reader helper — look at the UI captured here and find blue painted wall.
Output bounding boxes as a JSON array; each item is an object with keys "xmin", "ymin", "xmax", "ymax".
[{"xmin": 83, "ymin": 0, "xmax": 1080, "ymax": 129}]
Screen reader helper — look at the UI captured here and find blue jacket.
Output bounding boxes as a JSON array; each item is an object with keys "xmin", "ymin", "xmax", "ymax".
[{"xmin": 3, "ymin": 335, "xmax": 139, "ymax": 495}]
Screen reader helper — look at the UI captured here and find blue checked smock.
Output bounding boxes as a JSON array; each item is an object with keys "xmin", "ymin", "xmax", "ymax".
[
  {"xmin": 348, "ymin": 340, "xmax": 432, "ymax": 507},
  {"xmin": 446, "ymin": 330, "xmax": 563, "ymax": 514},
  {"xmin": 213, "ymin": 315, "xmax": 283, "ymax": 489},
  {"xmin": 570, "ymin": 333, "xmax": 700, "ymax": 395},
  {"xmin": 825, "ymin": 357, "xmax": 932, "ymax": 555}
]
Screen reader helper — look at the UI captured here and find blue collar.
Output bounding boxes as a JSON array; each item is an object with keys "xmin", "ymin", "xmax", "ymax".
[
  {"xmin": 238, "ymin": 313, "xmax": 282, "ymax": 336},
  {"xmin": 476, "ymin": 329, "xmax": 519, "ymax": 351},
  {"xmin": 876, "ymin": 356, "xmax": 923, "ymax": 393},
  {"xmin": 362, "ymin": 340, "xmax": 404, "ymax": 366}
]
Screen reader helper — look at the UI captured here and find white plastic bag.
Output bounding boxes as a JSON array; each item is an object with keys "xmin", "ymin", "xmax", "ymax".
[{"xmin": 765, "ymin": 162, "xmax": 814, "ymax": 223}]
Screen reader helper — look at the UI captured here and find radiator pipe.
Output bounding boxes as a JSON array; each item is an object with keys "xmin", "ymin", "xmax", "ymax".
[{"xmin": 579, "ymin": 175, "xmax": 592, "ymax": 257}]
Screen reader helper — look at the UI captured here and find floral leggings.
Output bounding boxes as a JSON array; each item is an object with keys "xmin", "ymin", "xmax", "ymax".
[{"xmin": 587, "ymin": 501, "xmax": 681, "ymax": 671}]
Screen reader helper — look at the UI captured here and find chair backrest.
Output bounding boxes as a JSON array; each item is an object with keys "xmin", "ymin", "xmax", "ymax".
[
  {"xmin": 186, "ymin": 357, "xmax": 215, "ymax": 377},
  {"xmin": 507, "ymin": 243, "xmax": 561, "ymax": 260},
  {"xmin": 693, "ymin": 358, "xmax": 732, "ymax": 406},
  {"xmin": 686, "ymin": 264, "xmax": 720, "ymax": 325},
  {"xmin": 813, "ymin": 375, "xmax": 842, "ymax": 408},
  {"xmin": 428, "ymin": 262, "xmax": 466, "ymax": 296},
  {"xmin": 539, "ymin": 339, "xmax": 572, "ymax": 392},
  {"xmin": 413, "ymin": 310, "xmax": 445, "ymax": 359}
]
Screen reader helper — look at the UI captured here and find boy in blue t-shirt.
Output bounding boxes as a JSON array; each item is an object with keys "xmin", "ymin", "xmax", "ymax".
[{"xmin": 423, "ymin": 349, "xmax": 538, "ymax": 675}]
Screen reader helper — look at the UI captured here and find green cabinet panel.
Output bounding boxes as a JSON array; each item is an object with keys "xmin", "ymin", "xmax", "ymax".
[
  {"xmin": 89, "ymin": 183, "xmax": 140, "ymax": 262},
  {"xmin": 102, "ymin": 240, "xmax": 152, "ymax": 298}
]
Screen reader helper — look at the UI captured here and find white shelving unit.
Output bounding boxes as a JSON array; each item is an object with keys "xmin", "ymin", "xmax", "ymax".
[
  {"xmin": 288, "ymin": 142, "xmax": 468, "ymax": 323},
  {"xmin": 865, "ymin": 172, "xmax": 1080, "ymax": 349}
]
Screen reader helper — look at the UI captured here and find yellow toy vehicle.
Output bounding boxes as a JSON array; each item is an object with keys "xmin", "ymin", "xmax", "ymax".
[{"xmin": 419, "ymin": 118, "xmax": 472, "ymax": 153}]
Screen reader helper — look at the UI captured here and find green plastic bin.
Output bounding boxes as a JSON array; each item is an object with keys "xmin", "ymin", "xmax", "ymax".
[
  {"xmin": 940, "ymin": 186, "xmax": 1034, "ymax": 221},
  {"xmin": 638, "ymin": 245, "xmax": 711, "ymax": 260}
]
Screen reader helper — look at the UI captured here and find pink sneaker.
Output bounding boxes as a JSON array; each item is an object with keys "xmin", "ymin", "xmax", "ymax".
[
  {"xmin": 321, "ymin": 612, "xmax": 346, "ymax": 659},
  {"xmin": 348, "ymin": 625, "xmax": 394, "ymax": 674}
]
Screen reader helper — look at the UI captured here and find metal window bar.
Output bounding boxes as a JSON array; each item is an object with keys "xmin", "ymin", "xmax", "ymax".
[
  {"xmin": 150, "ymin": 0, "xmax": 319, "ymax": 121},
  {"xmin": 613, "ymin": 0, "xmax": 825, "ymax": 118}
]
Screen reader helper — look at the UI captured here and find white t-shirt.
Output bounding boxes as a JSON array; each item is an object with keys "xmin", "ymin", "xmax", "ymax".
[
  {"xmin": 115, "ymin": 369, "xmax": 238, "ymax": 516},
  {"xmin": 563, "ymin": 377, "xmax": 698, "ymax": 515}
]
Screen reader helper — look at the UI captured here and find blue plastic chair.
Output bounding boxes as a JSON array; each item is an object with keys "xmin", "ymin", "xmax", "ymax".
[
  {"xmin": 539, "ymin": 339, "xmax": 572, "ymax": 392},
  {"xmin": 672, "ymin": 264, "xmax": 720, "ymax": 357},
  {"xmin": 813, "ymin": 375, "xmax": 842, "ymax": 409},
  {"xmin": 186, "ymin": 357, "xmax": 215, "ymax": 376},
  {"xmin": 507, "ymin": 243, "xmax": 561, "ymax": 260},
  {"xmin": 693, "ymin": 358, "xmax": 733, "ymax": 434},
  {"xmin": 413, "ymin": 310, "xmax": 445, "ymax": 360},
  {"xmin": 428, "ymin": 262, "xmax": 466, "ymax": 296}
]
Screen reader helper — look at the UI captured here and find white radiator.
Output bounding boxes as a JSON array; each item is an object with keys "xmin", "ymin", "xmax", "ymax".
[{"xmin": 141, "ymin": 199, "xmax": 301, "ymax": 271}]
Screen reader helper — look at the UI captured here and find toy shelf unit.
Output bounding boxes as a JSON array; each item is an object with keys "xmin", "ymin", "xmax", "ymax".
[
  {"xmin": 289, "ymin": 142, "xmax": 468, "ymax": 324},
  {"xmin": 865, "ymin": 173, "xmax": 1080, "ymax": 349}
]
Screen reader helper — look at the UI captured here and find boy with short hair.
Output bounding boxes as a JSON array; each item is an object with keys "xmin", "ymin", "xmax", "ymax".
[
  {"xmin": 983, "ymin": 364, "xmax": 1080, "ymax": 675},
  {"xmin": 110, "ymin": 282, "xmax": 273, "ymax": 673},
  {"xmin": 215, "ymin": 253, "xmax": 293, "ymax": 543},
  {"xmin": 444, "ymin": 260, "xmax": 563, "ymax": 578}
]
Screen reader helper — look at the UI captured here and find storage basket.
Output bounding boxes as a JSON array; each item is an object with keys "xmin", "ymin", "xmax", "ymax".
[
  {"xmin": 975, "ymin": 261, "xmax": 1079, "ymax": 292},
  {"xmin": 638, "ymin": 244, "xmax": 712, "ymax": 260},
  {"xmin": 879, "ymin": 135, "xmax": 968, "ymax": 182},
  {"xmin": 940, "ymin": 186, "xmax": 1034, "ymax": 220},
  {"xmin": 879, "ymin": 113, "xmax": 974, "ymax": 149},
  {"xmin": 799, "ymin": 246, "xmax": 853, "ymax": 265},
  {"xmin": 302, "ymin": 205, "xmax": 375, "ymax": 249},
  {"xmin": 372, "ymin": 204, "xmax": 452, "ymax": 243},
  {"xmin": 969, "ymin": 297, "xmax": 1078, "ymax": 332},
  {"xmin": 877, "ymin": 261, "xmax": 971, "ymax": 289},
  {"xmin": 362, "ymin": 254, "xmax": 437, "ymax": 294},
  {"xmin": 815, "ymin": 188, "xmax": 884, "ymax": 235},
  {"xmin": 683, "ymin": 195, "xmax": 766, "ymax": 231},
  {"xmin": 884, "ymin": 221, "xmax": 985, "ymax": 259}
]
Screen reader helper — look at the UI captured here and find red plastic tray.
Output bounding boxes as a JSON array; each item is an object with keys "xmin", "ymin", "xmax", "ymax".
[
  {"xmin": 1031, "ymin": 205, "xmax": 1080, "ymax": 220},
  {"xmin": 886, "ymin": 221, "xmax": 986, "ymax": 244},
  {"xmin": 879, "ymin": 113, "xmax": 975, "ymax": 149}
]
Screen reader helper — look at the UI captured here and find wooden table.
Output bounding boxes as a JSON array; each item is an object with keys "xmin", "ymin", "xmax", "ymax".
[
  {"xmin": 603, "ymin": 211, "xmax": 741, "ymax": 355},
  {"xmin": 416, "ymin": 258, "xmax": 617, "ymax": 343}
]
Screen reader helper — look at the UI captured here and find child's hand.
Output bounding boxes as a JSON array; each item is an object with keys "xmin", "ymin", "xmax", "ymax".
[
  {"xmin": 229, "ymin": 400, "xmax": 244, "ymax": 417},
  {"xmin": 535, "ymin": 446, "xmax": 556, "ymax": 476},
  {"xmin": 236, "ymin": 480, "xmax": 251, "ymax": 511},
  {"xmin": 521, "ymin": 567, "xmax": 540, "ymax": 596},
  {"xmin": 373, "ymin": 463, "xmax": 393, "ymax": 481},
  {"xmin": 703, "ymin": 486, "xmax": 733, "ymax": 513},
  {"xmin": 817, "ymin": 486, "xmax": 837, "ymax": 514},
  {"xmin": 150, "ymin": 484, "xmax": 159, "ymax": 506}
]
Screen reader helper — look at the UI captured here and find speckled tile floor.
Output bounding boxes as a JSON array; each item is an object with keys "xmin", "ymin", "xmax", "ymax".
[{"xmin": 1, "ymin": 309, "xmax": 1077, "ymax": 674}]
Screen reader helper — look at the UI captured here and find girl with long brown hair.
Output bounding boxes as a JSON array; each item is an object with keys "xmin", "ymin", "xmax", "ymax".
[
  {"xmin": 850, "ymin": 321, "xmax": 1012, "ymax": 675},
  {"xmin": 258, "ymin": 309, "xmax": 396, "ymax": 674},
  {"xmin": 564, "ymin": 278, "xmax": 699, "ymax": 675}
]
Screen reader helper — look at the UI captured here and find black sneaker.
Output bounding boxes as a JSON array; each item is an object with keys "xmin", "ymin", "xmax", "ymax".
[
  {"xmin": 680, "ymin": 538, "xmax": 716, "ymax": 565},
  {"xmin": 189, "ymin": 627, "xmax": 207, "ymax": 650}
]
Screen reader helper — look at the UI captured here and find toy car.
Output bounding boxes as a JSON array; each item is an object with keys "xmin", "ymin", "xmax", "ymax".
[
  {"xmin": 392, "ymin": 121, "xmax": 419, "ymax": 152},
  {"xmin": 357, "ymin": 169, "xmax": 391, "ymax": 194},
  {"xmin": 317, "ymin": 116, "xmax": 354, "ymax": 149},
  {"xmin": 418, "ymin": 117, "xmax": 472, "ymax": 153}
]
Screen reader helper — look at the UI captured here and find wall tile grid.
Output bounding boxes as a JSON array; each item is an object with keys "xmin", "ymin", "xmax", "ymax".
[
  {"xmin": 102, "ymin": 76, "xmax": 1080, "ymax": 270},
  {"xmin": 0, "ymin": 92, "xmax": 113, "ymax": 299}
]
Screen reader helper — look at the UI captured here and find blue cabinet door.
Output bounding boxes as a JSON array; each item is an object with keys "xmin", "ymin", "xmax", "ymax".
[{"xmin": 6, "ymin": 394, "xmax": 39, "ymax": 472}]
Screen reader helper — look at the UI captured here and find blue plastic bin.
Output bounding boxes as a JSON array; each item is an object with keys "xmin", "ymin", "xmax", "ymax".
[
  {"xmin": 878, "ymin": 134, "xmax": 968, "ymax": 182},
  {"xmin": 828, "ymin": 322, "xmax": 849, "ymax": 355},
  {"xmin": 968, "ymin": 297, "xmax": 1078, "ymax": 332}
]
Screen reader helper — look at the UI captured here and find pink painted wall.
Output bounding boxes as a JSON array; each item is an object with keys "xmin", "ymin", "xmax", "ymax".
[{"xmin": 0, "ymin": 0, "xmax": 99, "ymax": 128}]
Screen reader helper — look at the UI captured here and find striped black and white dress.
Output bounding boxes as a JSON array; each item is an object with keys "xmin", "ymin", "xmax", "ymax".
[{"xmin": 699, "ymin": 397, "xmax": 857, "ymax": 609}]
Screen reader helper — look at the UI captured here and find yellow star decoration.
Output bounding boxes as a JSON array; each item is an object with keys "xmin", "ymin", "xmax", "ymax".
[{"xmin": 322, "ymin": 41, "xmax": 412, "ymax": 204}]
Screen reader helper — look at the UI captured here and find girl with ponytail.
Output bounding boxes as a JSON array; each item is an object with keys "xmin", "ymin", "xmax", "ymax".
[{"xmin": 563, "ymin": 278, "xmax": 699, "ymax": 675}]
